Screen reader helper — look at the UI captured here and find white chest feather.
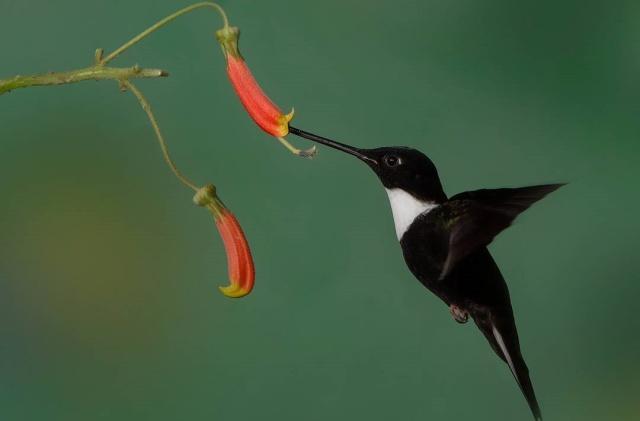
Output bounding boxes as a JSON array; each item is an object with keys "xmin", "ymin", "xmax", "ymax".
[{"xmin": 384, "ymin": 188, "xmax": 438, "ymax": 240}]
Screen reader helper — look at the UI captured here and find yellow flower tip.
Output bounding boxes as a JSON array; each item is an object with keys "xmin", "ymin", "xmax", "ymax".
[
  {"xmin": 219, "ymin": 282, "xmax": 240, "ymax": 295},
  {"xmin": 275, "ymin": 108, "xmax": 295, "ymax": 137},
  {"xmin": 230, "ymin": 288, "xmax": 252, "ymax": 298},
  {"xmin": 284, "ymin": 107, "xmax": 295, "ymax": 124},
  {"xmin": 218, "ymin": 283, "xmax": 251, "ymax": 298}
]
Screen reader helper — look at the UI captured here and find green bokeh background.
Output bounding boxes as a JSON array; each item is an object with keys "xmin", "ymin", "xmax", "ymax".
[{"xmin": 1, "ymin": 0, "xmax": 639, "ymax": 420}]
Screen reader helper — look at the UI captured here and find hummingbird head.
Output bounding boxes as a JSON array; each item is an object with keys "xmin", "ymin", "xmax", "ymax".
[
  {"xmin": 289, "ymin": 127, "xmax": 447, "ymax": 203},
  {"xmin": 357, "ymin": 146, "xmax": 447, "ymax": 203}
]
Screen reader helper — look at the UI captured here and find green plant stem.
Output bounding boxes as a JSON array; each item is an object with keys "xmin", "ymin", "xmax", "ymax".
[
  {"xmin": 0, "ymin": 2, "xmax": 231, "ymax": 192},
  {"xmin": 0, "ymin": 65, "xmax": 167, "ymax": 96},
  {"xmin": 0, "ymin": 1, "xmax": 230, "ymax": 95},
  {"xmin": 121, "ymin": 79, "xmax": 199, "ymax": 192},
  {"xmin": 101, "ymin": 2, "xmax": 229, "ymax": 65}
]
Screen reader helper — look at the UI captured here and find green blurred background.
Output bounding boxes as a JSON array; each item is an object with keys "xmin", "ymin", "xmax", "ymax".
[{"xmin": 1, "ymin": 0, "xmax": 639, "ymax": 420}]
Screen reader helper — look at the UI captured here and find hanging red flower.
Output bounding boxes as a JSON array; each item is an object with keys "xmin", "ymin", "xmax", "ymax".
[
  {"xmin": 216, "ymin": 26, "xmax": 315, "ymax": 157},
  {"xmin": 194, "ymin": 184, "xmax": 255, "ymax": 298}
]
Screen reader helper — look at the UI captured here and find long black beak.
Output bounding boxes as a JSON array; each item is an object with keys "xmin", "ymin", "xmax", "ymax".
[{"xmin": 288, "ymin": 126, "xmax": 378, "ymax": 166}]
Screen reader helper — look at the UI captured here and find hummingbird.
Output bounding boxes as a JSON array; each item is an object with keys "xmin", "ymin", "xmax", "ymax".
[{"xmin": 289, "ymin": 126, "xmax": 563, "ymax": 420}]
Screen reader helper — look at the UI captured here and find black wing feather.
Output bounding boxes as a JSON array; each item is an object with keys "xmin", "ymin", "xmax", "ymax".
[{"xmin": 439, "ymin": 184, "xmax": 564, "ymax": 279}]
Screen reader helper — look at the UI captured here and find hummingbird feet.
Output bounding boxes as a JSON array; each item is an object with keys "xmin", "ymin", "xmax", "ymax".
[{"xmin": 450, "ymin": 304, "xmax": 469, "ymax": 324}]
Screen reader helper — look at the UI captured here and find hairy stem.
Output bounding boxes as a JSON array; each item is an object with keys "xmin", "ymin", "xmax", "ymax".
[
  {"xmin": 121, "ymin": 79, "xmax": 199, "ymax": 192},
  {"xmin": 0, "ymin": 66, "xmax": 167, "ymax": 96},
  {"xmin": 101, "ymin": 2, "xmax": 229, "ymax": 65},
  {"xmin": 0, "ymin": 2, "xmax": 231, "ymax": 193},
  {"xmin": 0, "ymin": 2, "xmax": 230, "ymax": 95}
]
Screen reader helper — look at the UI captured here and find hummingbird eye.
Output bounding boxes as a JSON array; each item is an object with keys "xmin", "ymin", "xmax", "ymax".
[{"xmin": 384, "ymin": 155, "xmax": 401, "ymax": 167}]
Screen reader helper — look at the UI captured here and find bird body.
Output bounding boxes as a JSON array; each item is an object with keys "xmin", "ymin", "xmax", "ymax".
[
  {"xmin": 289, "ymin": 126, "xmax": 562, "ymax": 421},
  {"xmin": 397, "ymin": 190, "xmax": 551, "ymax": 421}
]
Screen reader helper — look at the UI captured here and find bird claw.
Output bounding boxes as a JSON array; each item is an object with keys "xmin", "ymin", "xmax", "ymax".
[{"xmin": 450, "ymin": 304, "xmax": 469, "ymax": 324}]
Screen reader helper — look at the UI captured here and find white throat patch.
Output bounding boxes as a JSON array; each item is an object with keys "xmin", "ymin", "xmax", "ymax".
[{"xmin": 384, "ymin": 188, "xmax": 438, "ymax": 240}]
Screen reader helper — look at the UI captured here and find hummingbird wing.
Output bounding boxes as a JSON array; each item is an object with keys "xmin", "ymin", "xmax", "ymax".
[{"xmin": 438, "ymin": 184, "xmax": 563, "ymax": 279}]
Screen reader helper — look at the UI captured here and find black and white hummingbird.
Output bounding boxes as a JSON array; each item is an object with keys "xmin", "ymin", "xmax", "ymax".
[{"xmin": 289, "ymin": 126, "xmax": 563, "ymax": 420}]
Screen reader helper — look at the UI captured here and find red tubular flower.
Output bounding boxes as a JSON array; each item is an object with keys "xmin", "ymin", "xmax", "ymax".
[
  {"xmin": 216, "ymin": 26, "xmax": 315, "ymax": 157},
  {"xmin": 225, "ymin": 53, "xmax": 293, "ymax": 138},
  {"xmin": 194, "ymin": 184, "xmax": 255, "ymax": 298},
  {"xmin": 214, "ymin": 208, "xmax": 255, "ymax": 297}
]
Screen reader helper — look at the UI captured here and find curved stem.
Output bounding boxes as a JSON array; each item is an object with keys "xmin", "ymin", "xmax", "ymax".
[
  {"xmin": 0, "ymin": 65, "xmax": 167, "ymax": 96},
  {"xmin": 102, "ymin": 2, "xmax": 229, "ymax": 65},
  {"xmin": 277, "ymin": 137, "xmax": 316, "ymax": 158},
  {"xmin": 121, "ymin": 80, "xmax": 199, "ymax": 192}
]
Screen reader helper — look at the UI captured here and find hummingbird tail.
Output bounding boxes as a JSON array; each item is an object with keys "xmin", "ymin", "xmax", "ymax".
[
  {"xmin": 475, "ymin": 312, "xmax": 543, "ymax": 420},
  {"xmin": 492, "ymin": 323, "xmax": 542, "ymax": 421}
]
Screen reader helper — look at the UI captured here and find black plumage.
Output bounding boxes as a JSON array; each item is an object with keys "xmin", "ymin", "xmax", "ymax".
[
  {"xmin": 400, "ymin": 185, "xmax": 562, "ymax": 421},
  {"xmin": 289, "ymin": 126, "xmax": 563, "ymax": 420}
]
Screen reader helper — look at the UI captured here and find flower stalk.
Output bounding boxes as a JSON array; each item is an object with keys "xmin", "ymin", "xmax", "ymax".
[
  {"xmin": 1, "ymin": 2, "xmax": 230, "ymax": 95},
  {"xmin": 100, "ymin": 2, "xmax": 229, "ymax": 66},
  {"xmin": 120, "ymin": 79, "xmax": 199, "ymax": 192},
  {"xmin": 0, "ymin": 65, "xmax": 168, "ymax": 96}
]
